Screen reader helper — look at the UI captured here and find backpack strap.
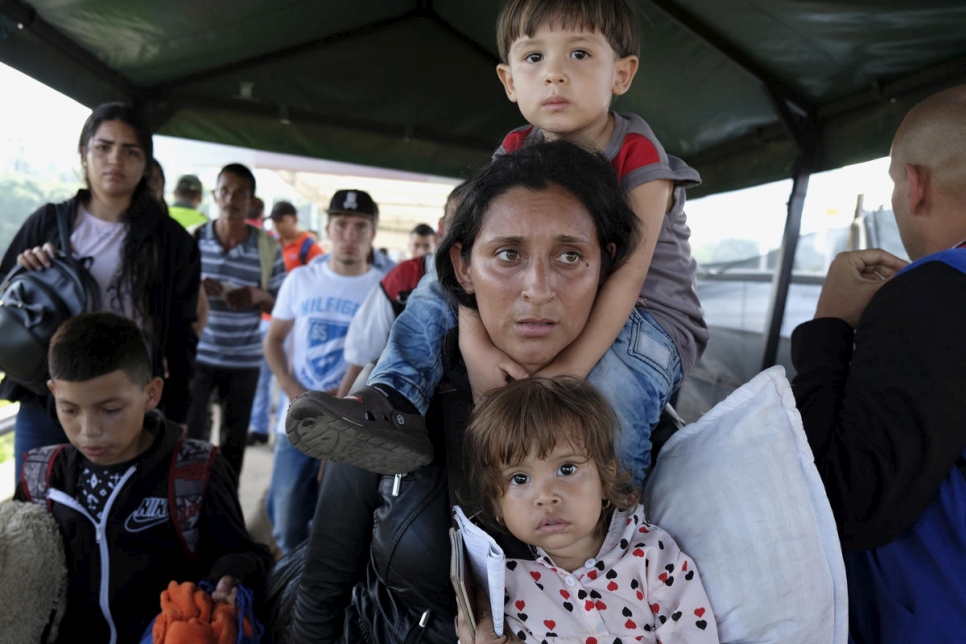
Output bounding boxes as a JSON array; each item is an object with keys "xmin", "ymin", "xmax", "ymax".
[
  {"xmin": 379, "ymin": 257, "xmax": 427, "ymax": 317},
  {"xmin": 21, "ymin": 444, "xmax": 68, "ymax": 511},
  {"xmin": 256, "ymin": 228, "xmax": 277, "ymax": 291},
  {"xmin": 298, "ymin": 236, "xmax": 314, "ymax": 266},
  {"xmin": 168, "ymin": 438, "xmax": 218, "ymax": 558},
  {"xmin": 54, "ymin": 203, "xmax": 72, "ymax": 256}
]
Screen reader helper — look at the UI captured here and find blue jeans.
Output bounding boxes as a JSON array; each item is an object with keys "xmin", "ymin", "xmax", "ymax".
[
  {"xmin": 369, "ymin": 269, "xmax": 682, "ymax": 488},
  {"xmin": 13, "ymin": 397, "xmax": 67, "ymax": 483},
  {"xmin": 185, "ymin": 363, "xmax": 260, "ymax": 480},
  {"xmin": 368, "ymin": 271, "xmax": 456, "ymax": 414},
  {"xmin": 249, "ymin": 318, "xmax": 274, "ymax": 436},
  {"xmin": 266, "ymin": 435, "xmax": 320, "ymax": 554},
  {"xmin": 587, "ymin": 307, "xmax": 682, "ymax": 488}
]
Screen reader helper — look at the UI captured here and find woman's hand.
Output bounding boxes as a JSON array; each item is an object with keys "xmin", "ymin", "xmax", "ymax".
[
  {"xmin": 16, "ymin": 243, "xmax": 58, "ymax": 270},
  {"xmin": 457, "ymin": 600, "xmax": 516, "ymax": 644},
  {"xmin": 210, "ymin": 575, "xmax": 238, "ymax": 606}
]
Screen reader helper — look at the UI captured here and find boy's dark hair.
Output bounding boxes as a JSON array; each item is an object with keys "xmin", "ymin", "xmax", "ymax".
[
  {"xmin": 217, "ymin": 163, "xmax": 257, "ymax": 196},
  {"xmin": 496, "ymin": 0, "xmax": 641, "ymax": 63},
  {"xmin": 248, "ymin": 196, "xmax": 265, "ymax": 219},
  {"xmin": 410, "ymin": 223, "xmax": 436, "ymax": 237},
  {"xmin": 270, "ymin": 200, "xmax": 298, "ymax": 220},
  {"xmin": 436, "ymin": 140, "xmax": 641, "ymax": 310},
  {"xmin": 49, "ymin": 312, "xmax": 153, "ymax": 385},
  {"xmin": 464, "ymin": 376, "xmax": 638, "ymax": 535}
]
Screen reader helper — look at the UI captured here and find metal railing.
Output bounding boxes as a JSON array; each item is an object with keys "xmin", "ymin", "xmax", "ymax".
[{"xmin": 0, "ymin": 404, "xmax": 18, "ymax": 438}]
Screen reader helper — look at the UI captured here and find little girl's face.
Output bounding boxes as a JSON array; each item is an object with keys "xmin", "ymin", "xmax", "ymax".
[{"xmin": 499, "ymin": 443, "xmax": 607, "ymax": 572}]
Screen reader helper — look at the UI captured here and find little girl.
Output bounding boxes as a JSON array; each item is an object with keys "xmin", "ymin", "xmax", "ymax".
[{"xmin": 463, "ymin": 377, "xmax": 718, "ymax": 643}]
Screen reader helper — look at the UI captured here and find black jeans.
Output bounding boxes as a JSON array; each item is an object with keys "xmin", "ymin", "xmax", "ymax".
[{"xmin": 186, "ymin": 363, "xmax": 261, "ymax": 479}]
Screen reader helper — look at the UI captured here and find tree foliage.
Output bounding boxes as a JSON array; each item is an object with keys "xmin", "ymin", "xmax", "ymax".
[{"xmin": 0, "ymin": 173, "xmax": 78, "ymax": 258}]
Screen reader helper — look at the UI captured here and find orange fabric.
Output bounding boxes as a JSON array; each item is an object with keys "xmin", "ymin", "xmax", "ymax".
[
  {"xmin": 261, "ymin": 231, "xmax": 323, "ymax": 321},
  {"xmin": 210, "ymin": 603, "xmax": 239, "ymax": 644},
  {"xmin": 280, "ymin": 231, "xmax": 323, "ymax": 272},
  {"xmin": 150, "ymin": 581, "xmax": 248, "ymax": 644}
]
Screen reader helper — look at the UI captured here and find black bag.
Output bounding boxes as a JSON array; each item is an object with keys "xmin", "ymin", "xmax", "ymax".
[
  {"xmin": 0, "ymin": 205, "xmax": 101, "ymax": 394},
  {"xmin": 263, "ymin": 540, "xmax": 307, "ymax": 643}
]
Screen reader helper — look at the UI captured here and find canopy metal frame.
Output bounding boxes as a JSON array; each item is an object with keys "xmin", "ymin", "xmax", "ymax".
[{"xmin": 3, "ymin": 0, "xmax": 966, "ymax": 369}]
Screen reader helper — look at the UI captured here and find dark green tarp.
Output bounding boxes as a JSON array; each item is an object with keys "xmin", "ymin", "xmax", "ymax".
[{"xmin": 2, "ymin": 0, "xmax": 965, "ymax": 195}]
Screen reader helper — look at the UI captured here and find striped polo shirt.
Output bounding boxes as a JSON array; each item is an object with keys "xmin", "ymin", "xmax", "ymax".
[{"xmin": 196, "ymin": 222, "xmax": 285, "ymax": 369}]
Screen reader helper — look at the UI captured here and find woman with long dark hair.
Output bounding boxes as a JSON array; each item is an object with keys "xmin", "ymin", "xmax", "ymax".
[
  {"xmin": 283, "ymin": 140, "xmax": 643, "ymax": 643},
  {"xmin": 0, "ymin": 102, "xmax": 201, "ymax": 482}
]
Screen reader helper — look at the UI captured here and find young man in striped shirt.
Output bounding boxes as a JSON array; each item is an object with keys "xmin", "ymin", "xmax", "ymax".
[{"xmin": 185, "ymin": 163, "xmax": 285, "ymax": 480}]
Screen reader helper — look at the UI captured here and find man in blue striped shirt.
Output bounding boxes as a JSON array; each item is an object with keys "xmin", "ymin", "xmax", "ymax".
[{"xmin": 185, "ymin": 163, "xmax": 286, "ymax": 480}]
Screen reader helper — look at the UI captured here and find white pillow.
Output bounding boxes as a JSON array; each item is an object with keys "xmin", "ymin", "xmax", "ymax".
[{"xmin": 642, "ymin": 366, "xmax": 847, "ymax": 644}]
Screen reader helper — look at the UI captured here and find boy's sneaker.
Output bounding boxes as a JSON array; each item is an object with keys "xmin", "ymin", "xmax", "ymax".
[{"xmin": 285, "ymin": 386, "xmax": 432, "ymax": 474}]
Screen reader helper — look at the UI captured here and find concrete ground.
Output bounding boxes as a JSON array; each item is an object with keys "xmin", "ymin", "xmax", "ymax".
[{"xmin": 235, "ymin": 431, "xmax": 280, "ymax": 558}]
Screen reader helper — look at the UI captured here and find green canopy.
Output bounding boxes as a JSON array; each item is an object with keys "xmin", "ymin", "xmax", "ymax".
[{"xmin": 2, "ymin": 0, "xmax": 965, "ymax": 196}]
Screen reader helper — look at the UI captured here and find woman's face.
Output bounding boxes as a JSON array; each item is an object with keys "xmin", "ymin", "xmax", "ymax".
[
  {"xmin": 82, "ymin": 120, "xmax": 147, "ymax": 201},
  {"xmin": 147, "ymin": 163, "xmax": 165, "ymax": 203},
  {"xmin": 451, "ymin": 184, "xmax": 602, "ymax": 374}
]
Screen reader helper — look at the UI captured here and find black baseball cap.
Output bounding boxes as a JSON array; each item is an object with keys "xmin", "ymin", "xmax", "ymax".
[{"xmin": 327, "ymin": 189, "xmax": 378, "ymax": 218}]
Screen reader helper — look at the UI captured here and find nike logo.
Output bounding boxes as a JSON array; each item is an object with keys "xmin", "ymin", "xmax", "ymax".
[{"xmin": 124, "ymin": 497, "xmax": 169, "ymax": 533}]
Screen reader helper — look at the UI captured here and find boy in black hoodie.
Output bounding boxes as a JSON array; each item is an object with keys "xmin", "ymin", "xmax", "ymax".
[{"xmin": 16, "ymin": 312, "xmax": 271, "ymax": 644}]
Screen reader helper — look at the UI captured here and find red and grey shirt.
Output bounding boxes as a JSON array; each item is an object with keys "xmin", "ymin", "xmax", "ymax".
[{"xmin": 495, "ymin": 112, "xmax": 708, "ymax": 377}]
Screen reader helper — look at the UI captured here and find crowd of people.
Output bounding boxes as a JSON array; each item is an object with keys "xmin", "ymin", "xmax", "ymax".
[{"xmin": 1, "ymin": 0, "xmax": 964, "ymax": 643}]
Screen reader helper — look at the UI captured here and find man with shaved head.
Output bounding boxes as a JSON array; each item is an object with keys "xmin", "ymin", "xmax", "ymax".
[{"xmin": 791, "ymin": 85, "xmax": 966, "ymax": 642}]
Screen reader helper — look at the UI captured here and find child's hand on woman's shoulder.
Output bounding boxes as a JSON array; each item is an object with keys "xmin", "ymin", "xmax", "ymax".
[{"xmin": 210, "ymin": 575, "xmax": 237, "ymax": 606}]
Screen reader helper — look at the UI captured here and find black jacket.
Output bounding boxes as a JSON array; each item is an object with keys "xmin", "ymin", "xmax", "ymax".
[
  {"xmin": 0, "ymin": 191, "xmax": 200, "ymax": 422},
  {"xmin": 791, "ymin": 258, "xmax": 966, "ymax": 550},
  {"xmin": 287, "ymin": 333, "xmax": 523, "ymax": 644},
  {"xmin": 15, "ymin": 412, "xmax": 272, "ymax": 644},
  {"xmin": 291, "ymin": 459, "xmax": 457, "ymax": 644}
]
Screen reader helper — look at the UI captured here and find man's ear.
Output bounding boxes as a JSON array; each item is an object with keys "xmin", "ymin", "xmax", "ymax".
[
  {"xmin": 905, "ymin": 163, "xmax": 928, "ymax": 216},
  {"xmin": 450, "ymin": 243, "xmax": 475, "ymax": 294},
  {"xmin": 47, "ymin": 380, "xmax": 56, "ymax": 396},
  {"xmin": 496, "ymin": 64, "xmax": 518, "ymax": 102},
  {"xmin": 611, "ymin": 55, "xmax": 639, "ymax": 97},
  {"xmin": 144, "ymin": 377, "xmax": 165, "ymax": 411}
]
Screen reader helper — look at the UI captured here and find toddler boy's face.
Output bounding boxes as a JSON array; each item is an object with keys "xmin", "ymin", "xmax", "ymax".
[
  {"xmin": 48, "ymin": 369, "xmax": 163, "ymax": 466},
  {"xmin": 497, "ymin": 24, "xmax": 638, "ymax": 145}
]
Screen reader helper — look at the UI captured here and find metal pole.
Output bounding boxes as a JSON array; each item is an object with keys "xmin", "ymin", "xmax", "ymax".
[
  {"xmin": 760, "ymin": 155, "xmax": 813, "ymax": 369},
  {"xmin": 760, "ymin": 90, "xmax": 820, "ymax": 370}
]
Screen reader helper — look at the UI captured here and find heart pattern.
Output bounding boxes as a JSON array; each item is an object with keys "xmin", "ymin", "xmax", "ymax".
[{"xmin": 502, "ymin": 506, "xmax": 713, "ymax": 641}]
